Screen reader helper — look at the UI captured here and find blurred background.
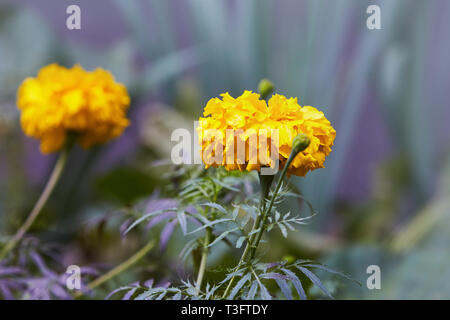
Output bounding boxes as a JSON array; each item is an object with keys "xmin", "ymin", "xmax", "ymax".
[{"xmin": 1, "ymin": 0, "xmax": 450, "ymax": 299}]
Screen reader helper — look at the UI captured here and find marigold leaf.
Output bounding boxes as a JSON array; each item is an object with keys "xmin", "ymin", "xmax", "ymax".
[
  {"xmin": 125, "ymin": 208, "xmax": 178, "ymax": 234},
  {"xmin": 177, "ymin": 209, "xmax": 187, "ymax": 235},
  {"xmin": 282, "ymin": 268, "xmax": 306, "ymax": 300},
  {"xmin": 275, "ymin": 278, "xmax": 293, "ymax": 300},
  {"xmin": 297, "ymin": 266, "xmax": 333, "ymax": 299},
  {"xmin": 228, "ymin": 273, "xmax": 251, "ymax": 299}
]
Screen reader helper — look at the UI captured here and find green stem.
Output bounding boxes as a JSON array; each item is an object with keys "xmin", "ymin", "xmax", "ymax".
[
  {"xmin": 196, "ymin": 227, "xmax": 212, "ymax": 292},
  {"xmin": 0, "ymin": 144, "xmax": 71, "ymax": 261},
  {"xmin": 195, "ymin": 188, "xmax": 217, "ymax": 293},
  {"xmin": 222, "ymin": 214, "xmax": 262, "ymax": 299},
  {"xmin": 222, "ymin": 153, "xmax": 297, "ymax": 299},
  {"xmin": 222, "ymin": 174, "xmax": 273, "ymax": 298},
  {"xmin": 75, "ymin": 240, "xmax": 156, "ymax": 298},
  {"xmin": 249, "ymin": 152, "xmax": 296, "ymax": 260}
]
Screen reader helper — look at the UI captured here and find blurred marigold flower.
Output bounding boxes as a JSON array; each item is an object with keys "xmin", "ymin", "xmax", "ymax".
[
  {"xmin": 197, "ymin": 91, "xmax": 336, "ymax": 176},
  {"xmin": 17, "ymin": 63, "xmax": 130, "ymax": 153}
]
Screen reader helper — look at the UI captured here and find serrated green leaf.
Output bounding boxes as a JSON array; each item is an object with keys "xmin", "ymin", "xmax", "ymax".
[
  {"xmin": 282, "ymin": 268, "xmax": 306, "ymax": 300},
  {"xmin": 247, "ymin": 280, "xmax": 258, "ymax": 300},
  {"xmin": 125, "ymin": 208, "xmax": 177, "ymax": 234},
  {"xmin": 297, "ymin": 266, "xmax": 333, "ymax": 299},
  {"xmin": 236, "ymin": 236, "xmax": 246, "ymax": 248},
  {"xmin": 187, "ymin": 218, "xmax": 232, "ymax": 235},
  {"xmin": 177, "ymin": 209, "xmax": 187, "ymax": 234},
  {"xmin": 278, "ymin": 223, "xmax": 288, "ymax": 238},
  {"xmin": 200, "ymin": 202, "xmax": 228, "ymax": 214},
  {"xmin": 228, "ymin": 273, "xmax": 251, "ymax": 299},
  {"xmin": 275, "ymin": 278, "xmax": 293, "ymax": 300},
  {"xmin": 208, "ymin": 227, "xmax": 239, "ymax": 248}
]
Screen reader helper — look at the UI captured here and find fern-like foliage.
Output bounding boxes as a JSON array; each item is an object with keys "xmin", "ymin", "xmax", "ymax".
[
  {"xmin": 219, "ymin": 259, "xmax": 355, "ymax": 300},
  {"xmin": 111, "ymin": 165, "xmax": 355, "ymax": 300},
  {"xmin": 107, "ymin": 279, "xmax": 221, "ymax": 300},
  {"xmin": 107, "ymin": 259, "xmax": 354, "ymax": 300},
  {"xmin": 123, "ymin": 167, "xmax": 256, "ymax": 257}
]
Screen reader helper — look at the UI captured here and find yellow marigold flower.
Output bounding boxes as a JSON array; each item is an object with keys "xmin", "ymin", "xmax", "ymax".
[
  {"xmin": 17, "ymin": 63, "xmax": 130, "ymax": 154},
  {"xmin": 197, "ymin": 91, "xmax": 336, "ymax": 176}
]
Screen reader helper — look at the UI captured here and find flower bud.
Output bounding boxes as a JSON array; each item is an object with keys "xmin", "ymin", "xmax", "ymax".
[
  {"xmin": 291, "ymin": 133, "xmax": 310, "ymax": 156},
  {"xmin": 258, "ymin": 78, "xmax": 274, "ymax": 100}
]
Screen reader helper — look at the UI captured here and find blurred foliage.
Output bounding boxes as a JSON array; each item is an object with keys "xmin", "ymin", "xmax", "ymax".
[{"xmin": 95, "ymin": 166, "xmax": 161, "ymax": 205}]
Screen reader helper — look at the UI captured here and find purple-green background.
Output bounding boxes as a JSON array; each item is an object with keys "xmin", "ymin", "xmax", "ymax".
[{"xmin": 1, "ymin": 0, "xmax": 450, "ymax": 299}]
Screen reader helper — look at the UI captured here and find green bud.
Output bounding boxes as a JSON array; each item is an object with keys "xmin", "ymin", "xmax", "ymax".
[
  {"xmin": 291, "ymin": 133, "xmax": 310, "ymax": 155},
  {"xmin": 282, "ymin": 255, "xmax": 296, "ymax": 264},
  {"xmin": 258, "ymin": 78, "xmax": 275, "ymax": 100}
]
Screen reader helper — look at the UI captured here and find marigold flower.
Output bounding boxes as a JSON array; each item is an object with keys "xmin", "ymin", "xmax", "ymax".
[
  {"xmin": 197, "ymin": 91, "xmax": 336, "ymax": 176},
  {"xmin": 17, "ymin": 63, "xmax": 130, "ymax": 153}
]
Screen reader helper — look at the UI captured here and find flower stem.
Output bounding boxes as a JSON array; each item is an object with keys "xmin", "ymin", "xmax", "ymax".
[
  {"xmin": 249, "ymin": 152, "xmax": 296, "ymax": 260},
  {"xmin": 221, "ymin": 174, "xmax": 273, "ymax": 298},
  {"xmin": 221, "ymin": 215, "xmax": 261, "ymax": 298},
  {"xmin": 196, "ymin": 227, "xmax": 212, "ymax": 292},
  {"xmin": 75, "ymin": 240, "xmax": 156, "ymax": 298},
  {"xmin": 222, "ymin": 151, "xmax": 300, "ymax": 299},
  {"xmin": 0, "ymin": 144, "xmax": 71, "ymax": 262},
  {"xmin": 248, "ymin": 133, "xmax": 311, "ymax": 261}
]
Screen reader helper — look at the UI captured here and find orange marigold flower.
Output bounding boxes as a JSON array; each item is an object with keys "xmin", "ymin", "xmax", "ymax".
[
  {"xmin": 17, "ymin": 63, "xmax": 130, "ymax": 154},
  {"xmin": 197, "ymin": 91, "xmax": 336, "ymax": 176}
]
